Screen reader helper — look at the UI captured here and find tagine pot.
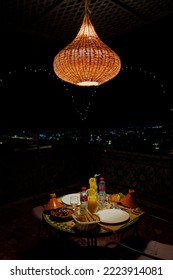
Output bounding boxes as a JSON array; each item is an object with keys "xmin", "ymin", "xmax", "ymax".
[
  {"xmin": 44, "ymin": 193, "xmax": 62, "ymax": 211},
  {"xmin": 120, "ymin": 188, "xmax": 138, "ymax": 208}
]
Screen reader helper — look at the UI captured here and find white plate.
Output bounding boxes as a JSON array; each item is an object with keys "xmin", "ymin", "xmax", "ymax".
[
  {"xmin": 61, "ymin": 193, "xmax": 80, "ymax": 206},
  {"xmin": 96, "ymin": 208, "xmax": 130, "ymax": 224}
]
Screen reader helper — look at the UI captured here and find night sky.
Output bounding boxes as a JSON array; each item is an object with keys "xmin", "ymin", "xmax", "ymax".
[{"xmin": 0, "ymin": 14, "xmax": 173, "ymax": 133}]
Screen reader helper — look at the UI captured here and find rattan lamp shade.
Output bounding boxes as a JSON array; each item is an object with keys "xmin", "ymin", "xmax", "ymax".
[{"xmin": 53, "ymin": 14, "xmax": 121, "ymax": 86}]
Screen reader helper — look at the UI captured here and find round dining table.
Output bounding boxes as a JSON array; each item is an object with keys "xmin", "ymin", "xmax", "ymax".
[{"xmin": 42, "ymin": 194, "xmax": 144, "ymax": 247}]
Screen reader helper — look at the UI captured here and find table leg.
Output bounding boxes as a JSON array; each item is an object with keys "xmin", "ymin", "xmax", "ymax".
[{"xmin": 87, "ymin": 236, "xmax": 97, "ymax": 247}]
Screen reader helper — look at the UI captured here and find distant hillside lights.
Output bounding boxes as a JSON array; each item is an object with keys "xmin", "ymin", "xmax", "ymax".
[
  {"xmin": 1, "ymin": 124, "xmax": 173, "ymax": 154},
  {"xmin": 152, "ymin": 142, "xmax": 160, "ymax": 150},
  {"xmin": 108, "ymin": 140, "xmax": 112, "ymax": 145}
]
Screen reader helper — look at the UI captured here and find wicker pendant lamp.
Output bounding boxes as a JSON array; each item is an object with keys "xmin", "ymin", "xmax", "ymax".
[{"xmin": 53, "ymin": 0, "xmax": 121, "ymax": 86}]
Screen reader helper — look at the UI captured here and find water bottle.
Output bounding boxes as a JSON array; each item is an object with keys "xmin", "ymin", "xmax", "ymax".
[
  {"xmin": 80, "ymin": 186, "xmax": 88, "ymax": 214},
  {"xmin": 98, "ymin": 177, "xmax": 106, "ymax": 206}
]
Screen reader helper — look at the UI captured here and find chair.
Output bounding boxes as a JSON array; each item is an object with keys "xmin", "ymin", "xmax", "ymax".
[
  {"xmin": 32, "ymin": 205, "xmax": 62, "ymax": 242},
  {"xmin": 104, "ymin": 211, "xmax": 173, "ymax": 260},
  {"xmin": 104, "ymin": 222, "xmax": 173, "ymax": 259},
  {"xmin": 31, "ymin": 205, "xmax": 44, "ymax": 240},
  {"xmin": 137, "ymin": 240, "xmax": 173, "ymax": 260}
]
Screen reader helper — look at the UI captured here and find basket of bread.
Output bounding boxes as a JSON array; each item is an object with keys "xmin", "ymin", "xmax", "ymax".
[{"xmin": 72, "ymin": 210, "xmax": 100, "ymax": 232}]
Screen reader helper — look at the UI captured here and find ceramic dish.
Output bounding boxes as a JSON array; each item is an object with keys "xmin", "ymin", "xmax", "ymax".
[
  {"xmin": 96, "ymin": 208, "xmax": 130, "ymax": 224},
  {"xmin": 50, "ymin": 207, "xmax": 74, "ymax": 221},
  {"xmin": 44, "ymin": 198, "xmax": 63, "ymax": 211},
  {"xmin": 61, "ymin": 193, "xmax": 80, "ymax": 206}
]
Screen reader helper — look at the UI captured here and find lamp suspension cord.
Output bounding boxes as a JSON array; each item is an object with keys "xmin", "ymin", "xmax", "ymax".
[{"xmin": 84, "ymin": 0, "xmax": 91, "ymax": 15}]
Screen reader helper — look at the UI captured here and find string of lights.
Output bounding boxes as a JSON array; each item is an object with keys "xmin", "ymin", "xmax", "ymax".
[
  {"xmin": 0, "ymin": 66, "xmax": 98, "ymax": 122},
  {"xmin": 0, "ymin": 64, "xmax": 169, "ymax": 125},
  {"xmin": 121, "ymin": 65, "xmax": 167, "ymax": 96}
]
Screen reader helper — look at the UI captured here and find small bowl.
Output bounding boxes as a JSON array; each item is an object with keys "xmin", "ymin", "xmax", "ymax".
[{"xmin": 50, "ymin": 207, "xmax": 74, "ymax": 221}]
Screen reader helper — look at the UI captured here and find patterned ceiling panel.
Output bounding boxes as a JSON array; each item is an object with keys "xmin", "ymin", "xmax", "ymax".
[{"xmin": 2, "ymin": 0, "xmax": 173, "ymax": 45}]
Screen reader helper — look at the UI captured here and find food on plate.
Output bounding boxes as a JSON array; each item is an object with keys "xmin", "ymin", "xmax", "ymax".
[
  {"xmin": 108, "ymin": 192, "xmax": 124, "ymax": 202},
  {"xmin": 50, "ymin": 207, "xmax": 73, "ymax": 220},
  {"xmin": 56, "ymin": 207, "xmax": 72, "ymax": 217}
]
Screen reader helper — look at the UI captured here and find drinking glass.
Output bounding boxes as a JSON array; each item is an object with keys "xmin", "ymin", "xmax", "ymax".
[
  {"xmin": 88, "ymin": 195, "xmax": 98, "ymax": 213},
  {"xmin": 70, "ymin": 195, "xmax": 79, "ymax": 212}
]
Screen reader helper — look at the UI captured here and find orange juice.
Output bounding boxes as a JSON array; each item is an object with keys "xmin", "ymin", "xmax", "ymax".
[{"xmin": 88, "ymin": 195, "xmax": 98, "ymax": 213}]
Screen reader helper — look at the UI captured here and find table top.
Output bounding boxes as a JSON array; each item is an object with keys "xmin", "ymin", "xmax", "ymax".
[{"xmin": 42, "ymin": 195, "xmax": 144, "ymax": 237}]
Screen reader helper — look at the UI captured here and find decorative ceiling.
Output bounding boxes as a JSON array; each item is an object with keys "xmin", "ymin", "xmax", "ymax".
[{"xmin": 2, "ymin": 0, "xmax": 173, "ymax": 47}]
